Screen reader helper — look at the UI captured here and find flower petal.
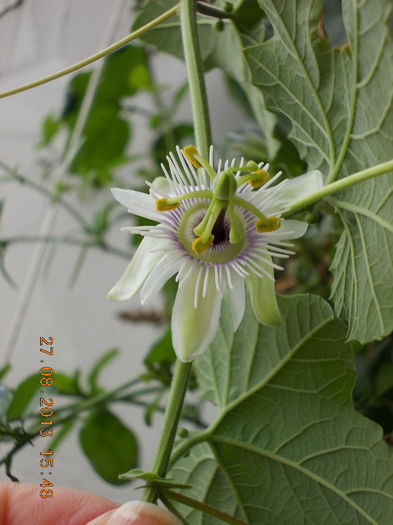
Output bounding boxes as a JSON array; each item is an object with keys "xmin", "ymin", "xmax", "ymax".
[
  {"xmin": 228, "ymin": 272, "xmax": 245, "ymax": 331},
  {"xmin": 279, "ymin": 170, "xmax": 323, "ymax": 201},
  {"xmin": 107, "ymin": 237, "xmax": 168, "ymax": 301},
  {"xmin": 172, "ymin": 266, "xmax": 222, "ymax": 362},
  {"xmin": 274, "ymin": 219, "xmax": 308, "ymax": 240},
  {"xmin": 246, "ymin": 255, "xmax": 281, "ymax": 326},
  {"xmin": 140, "ymin": 253, "xmax": 182, "ymax": 304},
  {"xmin": 111, "ymin": 188, "xmax": 161, "ymax": 221}
]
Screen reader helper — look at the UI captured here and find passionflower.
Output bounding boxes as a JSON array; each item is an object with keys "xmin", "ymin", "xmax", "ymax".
[{"xmin": 108, "ymin": 145, "xmax": 322, "ymax": 362}]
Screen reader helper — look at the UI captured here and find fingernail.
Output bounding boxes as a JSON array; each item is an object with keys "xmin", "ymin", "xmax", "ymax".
[{"xmin": 88, "ymin": 501, "xmax": 183, "ymax": 525}]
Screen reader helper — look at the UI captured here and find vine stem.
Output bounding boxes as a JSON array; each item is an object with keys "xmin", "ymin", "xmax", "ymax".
[
  {"xmin": 163, "ymin": 490, "xmax": 247, "ymax": 525},
  {"xmin": 180, "ymin": 0, "xmax": 211, "ymax": 157},
  {"xmin": 286, "ymin": 159, "xmax": 393, "ymax": 215},
  {"xmin": 0, "ymin": 377, "xmax": 142, "ymax": 468},
  {"xmin": 142, "ymin": 0, "xmax": 212, "ymax": 506},
  {"xmin": 0, "ymin": 161, "xmax": 87, "ymax": 228},
  {"xmin": 142, "ymin": 360, "xmax": 192, "ymax": 503},
  {"xmin": 0, "ymin": 4, "xmax": 179, "ymax": 99}
]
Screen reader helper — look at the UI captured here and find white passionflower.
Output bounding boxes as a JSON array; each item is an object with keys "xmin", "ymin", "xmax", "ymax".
[{"xmin": 108, "ymin": 145, "xmax": 323, "ymax": 362}]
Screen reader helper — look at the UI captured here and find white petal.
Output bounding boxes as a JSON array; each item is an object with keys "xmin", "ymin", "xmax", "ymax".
[
  {"xmin": 107, "ymin": 237, "xmax": 168, "ymax": 301},
  {"xmin": 279, "ymin": 170, "xmax": 323, "ymax": 201},
  {"xmin": 273, "ymin": 219, "xmax": 308, "ymax": 240},
  {"xmin": 172, "ymin": 266, "xmax": 222, "ymax": 362},
  {"xmin": 111, "ymin": 188, "xmax": 161, "ymax": 221},
  {"xmin": 140, "ymin": 254, "xmax": 181, "ymax": 304},
  {"xmin": 228, "ymin": 273, "xmax": 245, "ymax": 331},
  {"xmin": 246, "ymin": 255, "xmax": 281, "ymax": 326}
]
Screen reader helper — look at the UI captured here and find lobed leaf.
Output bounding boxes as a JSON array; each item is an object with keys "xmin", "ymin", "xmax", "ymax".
[
  {"xmin": 244, "ymin": 0, "xmax": 393, "ymax": 343},
  {"xmin": 171, "ymin": 295, "xmax": 393, "ymax": 523}
]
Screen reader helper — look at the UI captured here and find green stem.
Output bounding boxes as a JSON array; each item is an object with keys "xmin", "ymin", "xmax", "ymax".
[
  {"xmin": 142, "ymin": 0, "xmax": 211, "ymax": 508},
  {"xmin": 196, "ymin": 2, "xmax": 234, "ymax": 19},
  {"xmin": 0, "ymin": 377, "xmax": 142, "ymax": 467},
  {"xmin": 180, "ymin": 0, "xmax": 212, "ymax": 157},
  {"xmin": 0, "ymin": 161, "xmax": 87, "ymax": 228},
  {"xmin": 286, "ymin": 159, "xmax": 393, "ymax": 215},
  {"xmin": 1, "ymin": 235, "xmax": 130, "ymax": 259},
  {"xmin": 163, "ymin": 490, "xmax": 247, "ymax": 525},
  {"xmin": 0, "ymin": 4, "xmax": 179, "ymax": 99},
  {"xmin": 142, "ymin": 360, "xmax": 192, "ymax": 503}
]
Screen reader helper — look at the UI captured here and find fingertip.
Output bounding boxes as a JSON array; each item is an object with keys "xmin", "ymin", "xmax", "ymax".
[{"xmin": 87, "ymin": 501, "xmax": 183, "ymax": 525}]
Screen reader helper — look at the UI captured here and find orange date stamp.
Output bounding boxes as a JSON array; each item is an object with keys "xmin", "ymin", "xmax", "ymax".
[{"xmin": 39, "ymin": 336, "xmax": 55, "ymax": 499}]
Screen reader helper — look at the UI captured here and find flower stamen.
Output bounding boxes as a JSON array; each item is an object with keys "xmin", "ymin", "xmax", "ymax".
[
  {"xmin": 156, "ymin": 198, "xmax": 180, "ymax": 211},
  {"xmin": 183, "ymin": 145, "xmax": 216, "ymax": 180},
  {"xmin": 233, "ymin": 195, "xmax": 280, "ymax": 232},
  {"xmin": 256, "ymin": 216, "xmax": 281, "ymax": 232},
  {"xmin": 192, "ymin": 233, "xmax": 214, "ymax": 254},
  {"xmin": 155, "ymin": 190, "xmax": 213, "ymax": 211}
]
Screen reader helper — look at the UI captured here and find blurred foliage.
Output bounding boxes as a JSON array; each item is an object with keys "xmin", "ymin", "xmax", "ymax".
[
  {"xmin": 40, "ymin": 45, "xmax": 152, "ymax": 188},
  {"xmin": 0, "ymin": 338, "xmax": 204, "ymax": 482}
]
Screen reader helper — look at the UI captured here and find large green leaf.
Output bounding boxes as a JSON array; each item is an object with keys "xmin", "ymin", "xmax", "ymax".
[
  {"xmin": 170, "ymin": 296, "xmax": 393, "ymax": 523},
  {"xmin": 244, "ymin": 0, "xmax": 393, "ymax": 343}
]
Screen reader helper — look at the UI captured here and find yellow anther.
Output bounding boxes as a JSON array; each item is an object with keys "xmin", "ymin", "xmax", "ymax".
[
  {"xmin": 248, "ymin": 169, "xmax": 270, "ymax": 189},
  {"xmin": 156, "ymin": 198, "xmax": 180, "ymax": 211},
  {"xmin": 192, "ymin": 233, "xmax": 214, "ymax": 254},
  {"xmin": 256, "ymin": 216, "xmax": 281, "ymax": 233},
  {"xmin": 183, "ymin": 145, "xmax": 202, "ymax": 168}
]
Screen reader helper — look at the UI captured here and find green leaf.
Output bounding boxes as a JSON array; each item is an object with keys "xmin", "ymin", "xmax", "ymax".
[
  {"xmin": 87, "ymin": 348, "xmax": 120, "ymax": 394},
  {"xmin": 79, "ymin": 407, "xmax": 138, "ymax": 485},
  {"xmin": 0, "ymin": 387, "xmax": 12, "ymax": 424},
  {"xmin": 54, "ymin": 371, "xmax": 82, "ymax": 396},
  {"xmin": 171, "ymin": 295, "xmax": 393, "ymax": 523},
  {"xmin": 153, "ymin": 124, "xmax": 194, "ymax": 167},
  {"xmin": 244, "ymin": 0, "xmax": 393, "ymax": 343},
  {"xmin": 119, "ymin": 468, "xmax": 160, "ymax": 481},
  {"xmin": 144, "ymin": 327, "xmax": 176, "ymax": 387},
  {"xmin": 145, "ymin": 328, "xmax": 176, "ymax": 368},
  {"xmin": 170, "ymin": 442, "xmax": 242, "ymax": 524},
  {"xmin": 233, "ymin": 0, "xmax": 265, "ymax": 32},
  {"xmin": 39, "ymin": 114, "xmax": 60, "ymax": 147},
  {"xmin": 0, "ymin": 363, "xmax": 11, "ymax": 382},
  {"xmin": 7, "ymin": 374, "xmax": 40, "ymax": 420}
]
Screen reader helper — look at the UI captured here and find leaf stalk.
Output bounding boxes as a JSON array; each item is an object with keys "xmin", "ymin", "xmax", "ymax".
[{"xmin": 286, "ymin": 159, "xmax": 393, "ymax": 215}]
